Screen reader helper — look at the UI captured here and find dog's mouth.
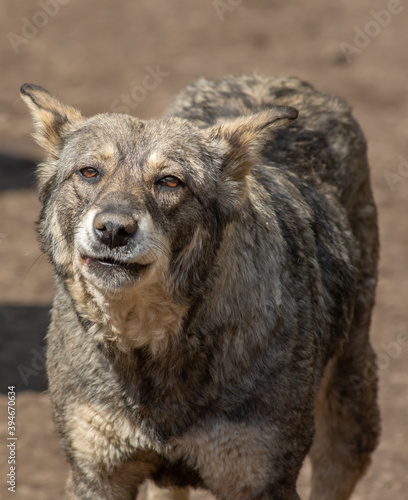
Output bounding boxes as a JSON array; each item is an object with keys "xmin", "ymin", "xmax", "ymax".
[{"xmin": 79, "ymin": 254, "xmax": 150, "ymax": 285}]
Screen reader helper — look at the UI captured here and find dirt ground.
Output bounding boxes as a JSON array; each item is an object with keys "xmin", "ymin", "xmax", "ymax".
[{"xmin": 0, "ymin": 0, "xmax": 407, "ymax": 498}]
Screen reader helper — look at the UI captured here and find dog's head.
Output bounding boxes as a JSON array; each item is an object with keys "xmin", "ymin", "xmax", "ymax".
[{"xmin": 21, "ymin": 84, "xmax": 297, "ymax": 298}]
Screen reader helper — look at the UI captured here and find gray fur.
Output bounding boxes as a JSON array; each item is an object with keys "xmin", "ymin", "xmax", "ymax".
[{"xmin": 20, "ymin": 75, "xmax": 380, "ymax": 500}]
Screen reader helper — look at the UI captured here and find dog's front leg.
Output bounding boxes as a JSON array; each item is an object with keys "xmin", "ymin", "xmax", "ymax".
[
  {"xmin": 173, "ymin": 417, "xmax": 311, "ymax": 500},
  {"xmin": 65, "ymin": 464, "xmax": 143, "ymax": 500}
]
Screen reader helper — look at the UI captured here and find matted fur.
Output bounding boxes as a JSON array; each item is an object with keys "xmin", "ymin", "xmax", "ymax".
[{"xmin": 21, "ymin": 75, "xmax": 380, "ymax": 500}]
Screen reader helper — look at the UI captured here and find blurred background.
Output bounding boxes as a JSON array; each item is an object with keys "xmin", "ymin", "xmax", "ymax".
[{"xmin": 0, "ymin": 0, "xmax": 407, "ymax": 498}]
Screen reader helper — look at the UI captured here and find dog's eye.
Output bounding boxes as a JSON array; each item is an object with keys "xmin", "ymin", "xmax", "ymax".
[
  {"xmin": 157, "ymin": 176, "xmax": 182, "ymax": 189},
  {"xmin": 79, "ymin": 167, "xmax": 100, "ymax": 179}
]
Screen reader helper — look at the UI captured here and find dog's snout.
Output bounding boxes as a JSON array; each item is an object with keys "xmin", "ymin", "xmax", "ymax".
[{"xmin": 93, "ymin": 210, "xmax": 137, "ymax": 248}]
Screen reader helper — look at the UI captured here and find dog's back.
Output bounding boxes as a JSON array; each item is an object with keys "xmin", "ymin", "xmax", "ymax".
[{"xmin": 166, "ymin": 75, "xmax": 372, "ymax": 211}]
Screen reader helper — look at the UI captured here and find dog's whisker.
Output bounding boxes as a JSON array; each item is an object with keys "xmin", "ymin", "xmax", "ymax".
[{"xmin": 20, "ymin": 251, "xmax": 47, "ymax": 285}]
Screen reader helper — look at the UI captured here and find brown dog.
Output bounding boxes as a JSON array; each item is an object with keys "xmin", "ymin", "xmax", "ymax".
[{"xmin": 21, "ymin": 75, "xmax": 380, "ymax": 500}]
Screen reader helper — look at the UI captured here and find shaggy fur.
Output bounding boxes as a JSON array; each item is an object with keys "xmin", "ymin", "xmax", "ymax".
[{"xmin": 21, "ymin": 75, "xmax": 380, "ymax": 500}]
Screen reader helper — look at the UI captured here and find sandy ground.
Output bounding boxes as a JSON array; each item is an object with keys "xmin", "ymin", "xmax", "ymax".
[{"xmin": 0, "ymin": 0, "xmax": 407, "ymax": 498}]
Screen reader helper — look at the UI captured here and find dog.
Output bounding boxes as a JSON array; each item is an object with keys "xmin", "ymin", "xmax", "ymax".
[{"xmin": 21, "ymin": 75, "xmax": 380, "ymax": 500}]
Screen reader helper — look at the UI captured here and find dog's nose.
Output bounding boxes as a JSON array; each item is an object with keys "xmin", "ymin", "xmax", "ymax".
[{"xmin": 93, "ymin": 210, "xmax": 137, "ymax": 248}]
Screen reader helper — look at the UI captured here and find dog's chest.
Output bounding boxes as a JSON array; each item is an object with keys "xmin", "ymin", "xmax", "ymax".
[{"xmin": 69, "ymin": 275, "xmax": 188, "ymax": 352}]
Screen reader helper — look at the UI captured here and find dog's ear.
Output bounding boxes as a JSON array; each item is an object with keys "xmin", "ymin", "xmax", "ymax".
[
  {"xmin": 20, "ymin": 84, "xmax": 83, "ymax": 201},
  {"xmin": 207, "ymin": 106, "xmax": 298, "ymax": 182},
  {"xmin": 205, "ymin": 107, "xmax": 298, "ymax": 218},
  {"xmin": 20, "ymin": 84, "xmax": 83, "ymax": 158}
]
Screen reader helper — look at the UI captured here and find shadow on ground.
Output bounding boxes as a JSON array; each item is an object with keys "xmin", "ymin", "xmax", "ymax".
[
  {"xmin": 0, "ymin": 153, "xmax": 48, "ymax": 394},
  {"xmin": 0, "ymin": 153, "xmax": 36, "ymax": 191},
  {"xmin": 0, "ymin": 305, "xmax": 49, "ymax": 393}
]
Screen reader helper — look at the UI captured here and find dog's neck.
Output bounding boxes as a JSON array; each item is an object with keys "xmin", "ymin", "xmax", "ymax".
[{"xmin": 66, "ymin": 270, "xmax": 188, "ymax": 354}]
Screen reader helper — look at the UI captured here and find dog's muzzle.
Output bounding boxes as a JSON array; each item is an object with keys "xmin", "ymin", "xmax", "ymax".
[{"xmin": 75, "ymin": 204, "xmax": 160, "ymax": 288}]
